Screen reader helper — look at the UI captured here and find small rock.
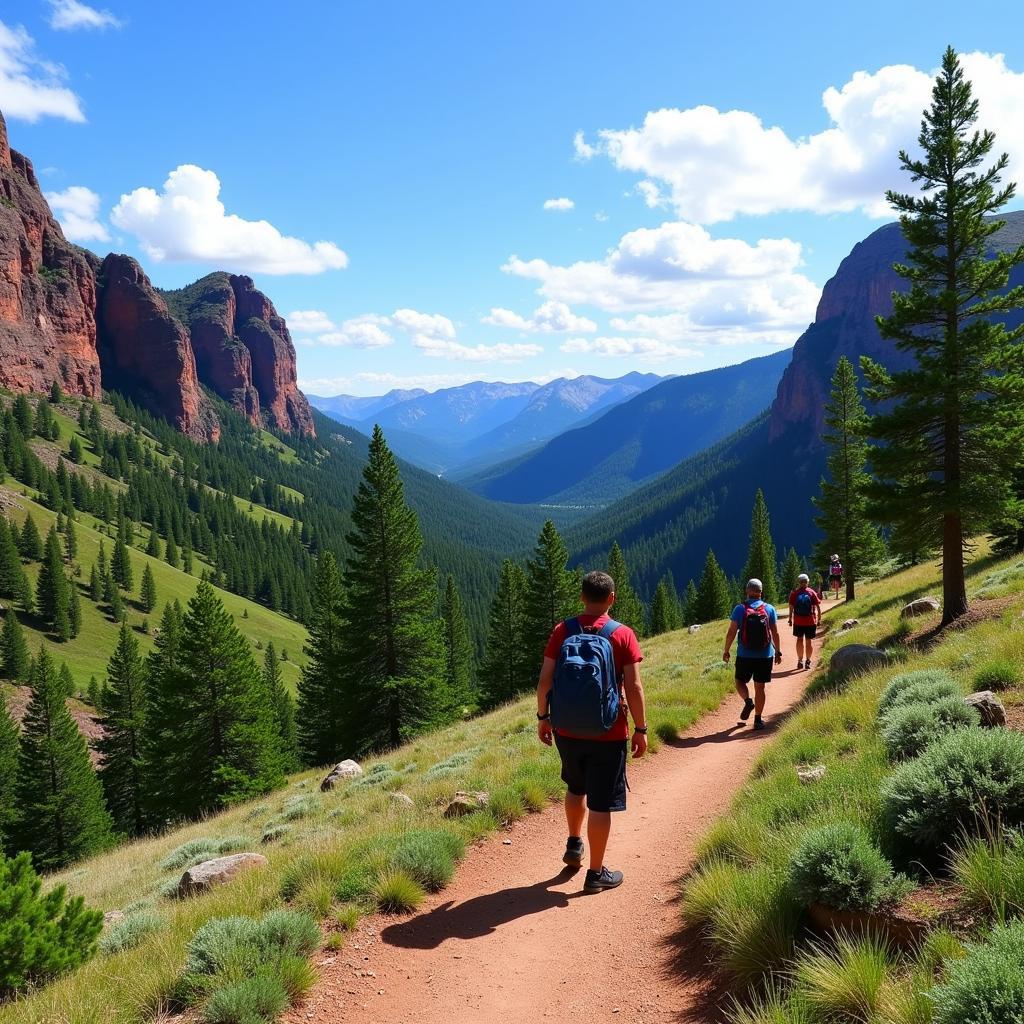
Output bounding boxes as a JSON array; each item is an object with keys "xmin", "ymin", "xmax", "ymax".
[
  {"xmin": 444, "ymin": 790, "xmax": 490, "ymax": 817},
  {"xmin": 502, "ymin": 839, "xmax": 512, "ymax": 845},
  {"xmin": 840, "ymin": 618, "xmax": 859, "ymax": 631},
  {"xmin": 177, "ymin": 852, "xmax": 268, "ymax": 898},
  {"xmin": 321, "ymin": 759, "xmax": 363, "ymax": 791},
  {"xmin": 797, "ymin": 764, "xmax": 827, "ymax": 785},
  {"xmin": 389, "ymin": 791, "xmax": 414, "ymax": 808},
  {"xmin": 900, "ymin": 596, "xmax": 941, "ymax": 619},
  {"xmin": 688, "ymin": 624, "xmax": 701, "ymax": 634},
  {"xmin": 103, "ymin": 910, "xmax": 125, "ymax": 928},
  {"xmin": 830, "ymin": 644, "xmax": 889, "ymax": 679},
  {"xmin": 965, "ymin": 690, "xmax": 1007, "ymax": 728}
]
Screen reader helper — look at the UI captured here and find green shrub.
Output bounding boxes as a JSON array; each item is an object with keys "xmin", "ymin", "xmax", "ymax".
[
  {"xmin": 390, "ymin": 829, "xmax": 465, "ymax": 892},
  {"xmin": 882, "ymin": 729, "xmax": 1024, "ymax": 863},
  {"xmin": 786, "ymin": 822, "xmax": 907, "ymax": 911},
  {"xmin": 184, "ymin": 916, "xmax": 262, "ymax": 979},
  {"xmin": 354, "ymin": 764, "xmax": 400, "ymax": 788},
  {"xmin": 879, "ymin": 696, "xmax": 978, "ymax": 761},
  {"xmin": 793, "ymin": 933, "xmax": 892, "ymax": 1022},
  {"xmin": 253, "ymin": 909, "xmax": 320, "ymax": 959},
  {"xmin": 261, "ymin": 824, "xmax": 292, "ymax": 844},
  {"xmin": 931, "ymin": 919, "xmax": 1024, "ymax": 1024},
  {"xmin": 98, "ymin": 910, "xmax": 165, "ymax": 955},
  {"xmin": 0, "ymin": 851, "xmax": 104, "ymax": 998},
  {"xmin": 294, "ymin": 878, "xmax": 334, "ymax": 918},
  {"xmin": 729, "ymin": 984, "xmax": 815, "ymax": 1024},
  {"xmin": 202, "ymin": 973, "xmax": 289, "ymax": 1024},
  {"xmin": 951, "ymin": 833, "xmax": 1024, "ymax": 922},
  {"xmin": 372, "ymin": 869, "xmax": 425, "ymax": 913},
  {"xmin": 489, "ymin": 786, "xmax": 526, "ymax": 825},
  {"xmin": 974, "ymin": 658, "xmax": 1020, "ymax": 692},
  {"xmin": 279, "ymin": 796, "xmax": 318, "ymax": 821},
  {"xmin": 160, "ymin": 836, "xmax": 248, "ymax": 871},
  {"xmin": 877, "ymin": 670, "xmax": 960, "ymax": 717},
  {"xmin": 425, "ymin": 749, "xmax": 480, "ymax": 778},
  {"xmin": 276, "ymin": 954, "xmax": 317, "ymax": 1001}
]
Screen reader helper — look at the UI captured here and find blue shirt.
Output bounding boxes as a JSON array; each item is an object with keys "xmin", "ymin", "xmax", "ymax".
[{"xmin": 731, "ymin": 600, "xmax": 777, "ymax": 659}]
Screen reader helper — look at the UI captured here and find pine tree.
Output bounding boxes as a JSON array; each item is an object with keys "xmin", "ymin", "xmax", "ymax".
[
  {"xmin": 779, "ymin": 547, "xmax": 804, "ymax": 599},
  {"xmin": 140, "ymin": 564, "xmax": 157, "ymax": 614},
  {"xmin": 58, "ymin": 662, "xmax": 75, "ymax": 698},
  {"xmin": 441, "ymin": 574, "xmax": 474, "ymax": 715},
  {"xmin": 606, "ymin": 542, "xmax": 646, "ymax": 635},
  {"xmin": 693, "ymin": 549, "xmax": 733, "ymax": 623},
  {"xmin": 36, "ymin": 528, "xmax": 71, "ymax": 641},
  {"xmin": 89, "ymin": 562, "xmax": 102, "ymax": 603},
  {"xmin": 96, "ymin": 540, "xmax": 107, "ymax": 579},
  {"xmin": 111, "ymin": 536, "xmax": 133, "ymax": 592},
  {"xmin": 1, "ymin": 612, "xmax": 30, "ymax": 682},
  {"xmin": 813, "ymin": 357, "xmax": 884, "ymax": 601},
  {"xmin": 650, "ymin": 572, "xmax": 682, "ymax": 634},
  {"xmin": 105, "ymin": 571, "xmax": 124, "ymax": 622},
  {"xmin": 524, "ymin": 520, "xmax": 580, "ymax": 667},
  {"xmin": 296, "ymin": 552, "xmax": 346, "ymax": 766},
  {"xmin": 478, "ymin": 559, "xmax": 531, "ymax": 709},
  {"xmin": 68, "ymin": 435, "xmax": 83, "ymax": 464},
  {"xmin": 742, "ymin": 489, "xmax": 778, "ymax": 603},
  {"xmin": 19, "ymin": 515, "xmax": 42, "ymax": 562},
  {"xmin": 864, "ymin": 48, "xmax": 1024, "ymax": 624},
  {"xmin": 681, "ymin": 579, "xmax": 699, "ymax": 626},
  {"xmin": 0, "ymin": 698, "xmax": 18, "ymax": 852},
  {"xmin": 164, "ymin": 532, "xmax": 179, "ymax": 570},
  {"xmin": 87, "ymin": 676, "xmax": 99, "ymax": 707},
  {"xmin": 14, "ymin": 647, "xmax": 114, "ymax": 869},
  {"xmin": 97, "ymin": 622, "xmax": 148, "ymax": 836},
  {"xmin": 339, "ymin": 427, "xmax": 447, "ymax": 753},
  {"xmin": 63, "ymin": 515, "xmax": 77, "ymax": 563},
  {"xmin": 33, "ymin": 398, "xmax": 53, "ymax": 440},
  {"xmin": 263, "ymin": 642, "xmax": 298, "ymax": 773},
  {"xmin": 0, "ymin": 518, "xmax": 28, "ymax": 608},
  {"xmin": 68, "ymin": 584, "xmax": 81, "ymax": 639},
  {"xmin": 49, "ymin": 379, "xmax": 63, "ymax": 404},
  {"xmin": 145, "ymin": 528, "xmax": 160, "ymax": 559}
]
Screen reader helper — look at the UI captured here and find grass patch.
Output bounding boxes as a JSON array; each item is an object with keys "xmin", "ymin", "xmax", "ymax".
[{"xmin": 371, "ymin": 869, "xmax": 425, "ymax": 914}]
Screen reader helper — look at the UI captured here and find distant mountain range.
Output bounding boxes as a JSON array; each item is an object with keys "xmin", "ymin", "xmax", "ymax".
[
  {"xmin": 464, "ymin": 350, "xmax": 790, "ymax": 506},
  {"xmin": 309, "ymin": 372, "xmax": 665, "ymax": 475}
]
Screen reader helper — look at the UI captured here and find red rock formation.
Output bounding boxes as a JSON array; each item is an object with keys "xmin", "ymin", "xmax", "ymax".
[
  {"xmin": 95, "ymin": 254, "xmax": 219, "ymax": 441},
  {"xmin": 0, "ymin": 112, "xmax": 101, "ymax": 397}
]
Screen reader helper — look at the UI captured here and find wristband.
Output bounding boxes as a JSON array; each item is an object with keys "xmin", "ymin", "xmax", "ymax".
[
  {"xmin": 537, "ymin": 713, "xmax": 551, "ymax": 721},
  {"xmin": 634, "ymin": 726, "xmax": 648, "ymax": 734}
]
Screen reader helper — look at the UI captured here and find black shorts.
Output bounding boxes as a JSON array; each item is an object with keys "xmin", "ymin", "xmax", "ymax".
[
  {"xmin": 735, "ymin": 656, "xmax": 774, "ymax": 685},
  {"xmin": 793, "ymin": 624, "xmax": 817, "ymax": 639},
  {"xmin": 553, "ymin": 735, "xmax": 627, "ymax": 813}
]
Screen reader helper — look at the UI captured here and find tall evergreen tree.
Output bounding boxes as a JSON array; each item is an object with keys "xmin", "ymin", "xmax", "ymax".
[
  {"xmin": 681, "ymin": 579, "xmax": 699, "ymax": 626},
  {"xmin": 12, "ymin": 394, "xmax": 33, "ymax": 437},
  {"xmin": 478, "ymin": 559, "xmax": 531, "ymax": 709},
  {"xmin": 779, "ymin": 547, "xmax": 804, "ymax": 599},
  {"xmin": 864, "ymin": 48, "xmax": 1024, "ymax": 624},
  {"xmin": 742, "ymin": 489, "xmax": 778, "ymax": 602},
  {"xmin": 89, "ymin": 562, "xmax": 102, "ymax": 603},
  {"xmin": 67, "ymin": 584, "xmax": 81, "ymax": 640},
  {"xmin": 111, "ymin": 536, "xmax": 133, "ymax": 592},
  {"xmin": 96, "ymin": 540, "xmax": 107, "ymax": 579},
  {"xmin": 0, "ymin": 518, "xmax": 29, "ymax": 608},
  {"xmin": 524, "ymin": 520, "xmax": 580, "ymax": 666},
  {"xmin": 0, "ymin": 697, "xmax": 18, "ymax": 852},
  {"xmin": 296, "ymin": 552, "xmax": 347, "ymax": 766},
  {"xmin": 441, "ymin": 574, "xmax": 474, "ymax": 714},
  {"xmin": 814, "ymin": 357, "xmax": 883, "ymax": 600},
  {"xmin": 104, "ymin": 571, "xmax": 124, "ymax": 622},
  {"xmin": 339, "ymin": 427, "xmax": 446, "ymax": 753},
  {"xmin": 650, "ymin": 571, "xmax": 683, "ymax": 634},
  {"xmin": 140, "ymin": 563, "xmax": 157, "ymax": 614},
  {"xmin": 68, "ymin": 435, "xmax": 83, "ymax": 464},
  {"xmin": 693, "ymin": 549, "xmax": 733, "ymax": 623},
  {"xmin": 164, "ymin": 532, "xmax": 179, "ymax": 570},
  {"xmin": 19, "ymin": 515, "xmax": 42, "ymax": 562},
  {"xmin": 1, "ymin": 612, "xmax": 30, "ymax": 682},
  {"xmin": 146, "ymin": 527, "xmax": 161, "ymax": 559},
  {"xmin": 36, "ymin": 528, "xmax": 71, "ymax": 641},
  {"xmin": 606, "ymin": 542, "xmax": 646, "ymax": 635},
  {"xmin": 14, "ymin": 647, "xmax": 114, "ymax": 869},
  {"xmin": 58, "ymin": 662, "xmax": 75, "ymax": 698},
  {"xmin": 263, "ymin": 642, "xmax": 298, "ymax": 773},
  {"xmin": 97, "ymin": 622, "xmax": 148, "ymax": 836},
  {"xmin": 63, "ymin": 515, "xmax": 77, "ymax": 563}
]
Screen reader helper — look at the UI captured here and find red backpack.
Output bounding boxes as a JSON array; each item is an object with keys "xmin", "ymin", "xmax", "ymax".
[{"xmin": 740, "ymin": 602, "xmax": 772, "ymax": 651}]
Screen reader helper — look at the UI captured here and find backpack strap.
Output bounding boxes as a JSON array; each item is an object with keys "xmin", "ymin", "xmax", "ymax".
[
  {"xmin": 563, "ymin": 617, "xmax": 582, "ymax": 638},
  {"xmin": 598, "ymin": 619, "xmax": 622, "ymax": 640}
]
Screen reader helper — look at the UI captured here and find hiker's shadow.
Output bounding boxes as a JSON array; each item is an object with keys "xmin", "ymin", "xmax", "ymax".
[{"xmin": 380, "ymin": 868, "xmax": 585, "ymax": 949}]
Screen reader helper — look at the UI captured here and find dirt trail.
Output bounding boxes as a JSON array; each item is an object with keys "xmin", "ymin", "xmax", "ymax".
[{"xmin": 288, "ymin": 619, "xmax": 824, "ymax": 1024}]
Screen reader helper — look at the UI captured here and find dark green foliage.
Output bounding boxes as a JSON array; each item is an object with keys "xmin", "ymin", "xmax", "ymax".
[
  {"xmin": 0, "ymin": 517, "xmax": 28, "ymax": 608},
  {"xmin": 97, "ymin": 622, "xmax": 148, "ymax": 835},
  {"xmin": 478, "ymin": 558, "xmax": 531, "ymax": 709},
  {"xmin": 146, "ymin": 527, "xmax": 161, "ymax": 559},
  {"xmin": 441, "ymin": 575, "xmax": 474, "ymax": 714},
  {"xmin": 931, "ymin": 919, "xmax": 1024, "ymax": 1024},
  {"xmin": 33, "ymin": 397, "xmax": 53, "ymax": 440},
  {"xmin": 879, "ymin": 696, "xmax": 977, "ymax": 761},
  {"xmin": 36, "ymin": 527, "xmax": 72, "ymax": 640},
  {"xmin": 680, "ymin": 578, "xmax": 699, "ymax": 626},
  {"xmin": 68, "ymin": 582, "xmax": 81, "ymax": 638},
  {"xmin": 0, "ymin": 700, "xmax": 18, "ymax": 852},
  {"xmin": 650, "ymin": 571, "xmax": 682, "ymax": 634},
  {"xmin": 19, "ymin": 514, "xmax": 42, "ymax": 561},
  {"xmin": 296, "ymin": 553, "xmax": 346, "ymax": 766},
  {"xmin": 877, "ymin": 670, "xmax": 961, "ymax": 717},
  {"xmin": 338, "ymin": 427, "xmax": 447, "ymax": 753},
  {"xmin": 164, "ymin": 531, "xmax": 179, "ymax": 569},
  {"xmin": 140, "ymin": 562, "xmax": 157, "ymax": 613},
  {"xmin": 14, "ymin": 647, "xmax": 114, "ymax": 869},
  {"xmin": 0, "ymin": 850, "xmax": 103, "ymax": 999},
  {"xmin": 64, "ymin": 514, "xmax": 77, "ymax": 562},
  {"xmin": 524, "ymin": 519, "xmax": 579, "ymax": 665},
  {"xmin": 742, "ymin": 489, "xmax": 778, "ymax": 602},
  {"xmin": 882, "ymin": 728, "xmax": 1024, "ymax": 863},
  {"xmin": 975, "ymin": 658, "xmax": 1020, "ymax": 692},
  {"xmin": 104, "ymin": 569, "xmax": 124, "ymax": 622},
  {"xmin": 111, "ymin": 535, "xmax": 133, "ymax": 592},
  {"xmin": 49, "ymin": 380, "xmax": 63, "ymax": 404},
  {"xmin": 58, "ymin": 662, "xmax": 75, "ymax": 698},
  {"xmin": 606, "ymin": 542, "xmax": 646, "ymax": 636},
  {"xmin": 203, "ymin": 975, "xmax": 289, "ymax": 1023},
  {"xmin": 68, "ymin": 435, "xmax": 83, "ymax": 464},
  {"xmin": 693, "ymin": 549, "xmax": 732, "ymax": 624},
  {"xmin": 778, "ymin": 547, "xmax": 804, "ymax": 598},
  {"xmin": 263, "ymin": 643, "xmax": 298, "ymax": 773},
  {"xmin": 12, "ymin": 394, "xmax": 33, "ymax": 437},
  {"xmin": 787, "ymin": 822, "xmax": 906, "ymax": 911},
  {"xmin": 865, "ymin": 49, "xmax": 1024, "ymax": 624},
  {"xmin": 0, "ymin": 611, "xmax": 30, "ymax": 682}
]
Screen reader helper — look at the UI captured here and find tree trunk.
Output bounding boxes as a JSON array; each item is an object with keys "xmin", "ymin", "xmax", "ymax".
[{"xmin": 941, "ymin": 510, "xmax": 968, "ymax": 624}]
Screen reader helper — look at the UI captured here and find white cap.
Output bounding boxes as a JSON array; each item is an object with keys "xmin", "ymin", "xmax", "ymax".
[
  {"xmin": 746, "ymin": 578, "xmax": 763, "ymax": 592},
  {"xmin": 798, "ymin": 573, "xmax": 809, "ymax": 583}
]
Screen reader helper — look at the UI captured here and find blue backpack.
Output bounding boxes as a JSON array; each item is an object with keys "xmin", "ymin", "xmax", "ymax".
[
  {"xmin": 794, "ymin": 590, "xmax": 814, "ymax": 617},
  {"xmin": 550, "ymin": 619, "xmax": 622, "ymax": 737}
]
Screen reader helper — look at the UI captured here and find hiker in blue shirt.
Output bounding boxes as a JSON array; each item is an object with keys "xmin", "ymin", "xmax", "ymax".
[{"xmin": 722, "ymin": 578, "xmax": 783, "ymax": 730}]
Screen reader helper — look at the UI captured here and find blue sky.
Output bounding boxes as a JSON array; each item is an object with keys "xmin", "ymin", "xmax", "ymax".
[{"xmin": 4, "ymin": 1, "xmax": 1024, "ymax": 395}]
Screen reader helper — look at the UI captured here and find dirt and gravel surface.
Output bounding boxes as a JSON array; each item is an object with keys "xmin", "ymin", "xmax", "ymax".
[{"xmin": 286, "ymin": 625, "xmax": 813, "ymax": 1024}]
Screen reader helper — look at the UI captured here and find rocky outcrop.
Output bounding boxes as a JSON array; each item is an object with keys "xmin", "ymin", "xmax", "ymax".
[
  {"xmin": 965, "ymin": 690, "xmax": 1007, "ymax": 728},
  {"xmin": 830, "ymin": 644, "xmax": 890, "ymax": 679},
  {"xmin": 320, "ymin": 759, "xmax": 363, "ymax": 791},
  {"xmin": 95, "ymin": 254, "xmax": 219, "ymax": 441},
  {"xmin": 177, "ymin": 852, "xmax": 268, "ymax": 898},
  {"xmin": 901, "ymin": 597, "xmax": 941, "ymax": 619},
  {"xmin": 0, "ymin": 112, "xmax": 101, "ymax": 398}
]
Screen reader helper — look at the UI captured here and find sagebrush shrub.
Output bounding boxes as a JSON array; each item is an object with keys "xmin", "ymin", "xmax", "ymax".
[
  {"xmin": 882, "ymin": 728, "xmax": 1024, "ymax": 863},
  {"xmin": 390, "ymin": 829, "xmax": 465, "ymax": 892},
  {"xmin": 254, "ymin": 909, "xmax": 320, "ymax": 959},
  {"xmin": 877, "ymin": 670, "xmax": 961, "ymax": 717},
  {"xmin": 786, "ymin": 822, "xmax": 905, "ymax": 911},
  {"xmin": 98, "ymin": 909, "xmax": 165, "ymax": 955},
  {"xmin": 879, "ymin": 696, "xmax": 977, "ymax": 761},
  {"xmin": 202, "ymin": 973, "xmax": 289, "ymax": 1024},
  {"xmin": 974, "ymin": 658, "xmax": 1020, "ymax": 692},
  {"xmin": 184, "ymin": 916, "xmax": 263, "ymax": 978},
  {"xmin": 160, "ymin": 836, "xmax": 248, "ymax": 871}
]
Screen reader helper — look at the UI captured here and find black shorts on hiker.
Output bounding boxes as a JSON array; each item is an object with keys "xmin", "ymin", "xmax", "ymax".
[
  {"xmin": 735, "ymin": 656, "xmax": 774, "ymax": 685},
  {"xmin": 792, "ymin": 624, "xmax": 817, "ymax": 639},
  {"xmin": 553, "ymin": 735, "xmax": 627, "ymax": 813}
]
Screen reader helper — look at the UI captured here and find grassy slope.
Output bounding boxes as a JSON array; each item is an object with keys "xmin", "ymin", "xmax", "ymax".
[{"xmin": 0, "ymin": 619, "xmax": 739, "ymax": 1024}]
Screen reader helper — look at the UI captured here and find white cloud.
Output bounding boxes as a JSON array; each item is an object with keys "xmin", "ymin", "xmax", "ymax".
[
  {"xmin": 44, "ymin": 185, "xmax": 109, "ymax": 241},
  {"xmin": 573, "ymin": 131, "xmax": 596, "ymax": 161},
  {"xmin": 48, "ymin": 0, "xmax": 122, "ymax": 31},
  {"xmin": 482, "ymin": 300, "xmax": 596, "ymax": 334},
  {"xmin": 589, "ymin": 51, "xmax": 1024, "ymax": 223},
  {"xmin": 111, "ymin": 164, "xmax": 349, "ymax": 275},
  {"xmin": 315, "ymin": 315, "xmax": 393, "ymax": 349},
  {"xmin": 0, "ymin": 20, "xmax": 84, "ymax": 122},
  {"xmin": 594, "ymin": 210, "xmax": 609, "ymax": 222},
  {"xmin": 561, "ymin": 336, "xmax": 702, "ymax": 362},
  {"xmin": 415, "ymin": 339, "xmax": 543, "ymax": 362},
  {"xmin": 391, "ymin": 308, "xmax": 457, "ymax": 345},
  {"xmin": 287, "ymin": 310, "xmax": 336, "ymax": 334},
  {"xmin": 543, "ymin": 197, "xmax": 575, "ymax": 212}
]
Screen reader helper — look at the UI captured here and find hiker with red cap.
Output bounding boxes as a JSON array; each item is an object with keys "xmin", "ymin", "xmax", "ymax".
[
  {"xmin": 722, "ymin": 578, "xmax": 782, "ymax": 730},
  {"xmin": 788, "ymin": 572, "xmax": 821, "ymax": 670}
]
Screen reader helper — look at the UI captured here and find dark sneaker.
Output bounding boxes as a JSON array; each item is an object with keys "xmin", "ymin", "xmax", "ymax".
[
  {"xmin": 739, "ymin": 697, "xmax": 756, "ymax": 721},
  {"xmin": 584, "ymin": 867, "xmax": 624, "ymax": 893},
  {"xmin": 805, "ymin": 659, "xmax": 812, "ymax": 671},
  {"xmin": 563, "ymin": 837, "xmax": 584, "ymax": 867},
  {"xmin": 753, "ymin": 716, "xmax": 765, "ymax": 730},
  {"xmin": 797, "ymin": 660, "xmax": 805, "ymax": 670}
]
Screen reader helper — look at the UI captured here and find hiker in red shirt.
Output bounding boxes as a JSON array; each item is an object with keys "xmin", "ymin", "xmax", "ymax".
[
  {"xmin": 536, "ymin": 570, "xmax": 647, "ymax": 894},
  {"xmin": 788, "ymin": 572, "xmax": 822, "ymax": 670}
]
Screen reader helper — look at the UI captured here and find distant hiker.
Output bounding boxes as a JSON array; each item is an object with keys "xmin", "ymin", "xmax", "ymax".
[
  {"xmin": 722, "ymin": 578, "xmax": 782, "ymax": 730},
  {"xmin": 537, "ymin": 570, "xmax": 647, "ymax": 894},
  {"xmin": 828, "ymin": 554, "xmax": 843, "ymax": 600},
  {"xmin": 788, "ymin": 572, "xmax": 821, "ymax": 670}
]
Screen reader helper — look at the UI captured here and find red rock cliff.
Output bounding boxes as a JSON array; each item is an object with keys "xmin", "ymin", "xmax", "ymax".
[
  {"xmin": 0, "ymin": 112, "xmax": 101, "ymax": 398},
  {"xmin": 95, "ymin": 254, "xmax": 219, "ymax": 441}
]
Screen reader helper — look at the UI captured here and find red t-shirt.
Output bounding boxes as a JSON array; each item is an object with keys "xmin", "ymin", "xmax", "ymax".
[
  {"xmin": 544, "ymin": 614, "xmax": 644, "ymax": 741},
  {"xmin": 789, "ymin": 587, "xmax": 821, "ymax": 627}
]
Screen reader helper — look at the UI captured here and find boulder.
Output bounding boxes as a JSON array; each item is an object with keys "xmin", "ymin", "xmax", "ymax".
[
  {"xmin": 830, "ymin": 644, "xmax": 889, "ymax": 679},
  {"xmin": 688, "ymin": 624, "xmax": 701, "ymax": 634},
  {"xmin": 390, "ymin": 792, "xmax": 414, "ymax": 809},
  {"xmin": 797, "ymin": 764, "xmax": 827, "ymax": 785},
  {"xmin": 177, "ymin": 853, "xmax": 268, "ymax": 898},
  {"xmin": 840, "ymin": 619, "xmax": 859, "ymax": 632},
  {"xmin": 965, "ymin": 690, "xmax": 1007, "ymax": 728},
  {"xmin": 900, "ymin": 597, "xmax": 941, "ymax": 619},
  {"xmin": 444, "ymin": 791, "xmax": 490, "ymax": 818},
  {"xmin": 320, "ymin": 759, "xmax": 363, "ymax": 791}
]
